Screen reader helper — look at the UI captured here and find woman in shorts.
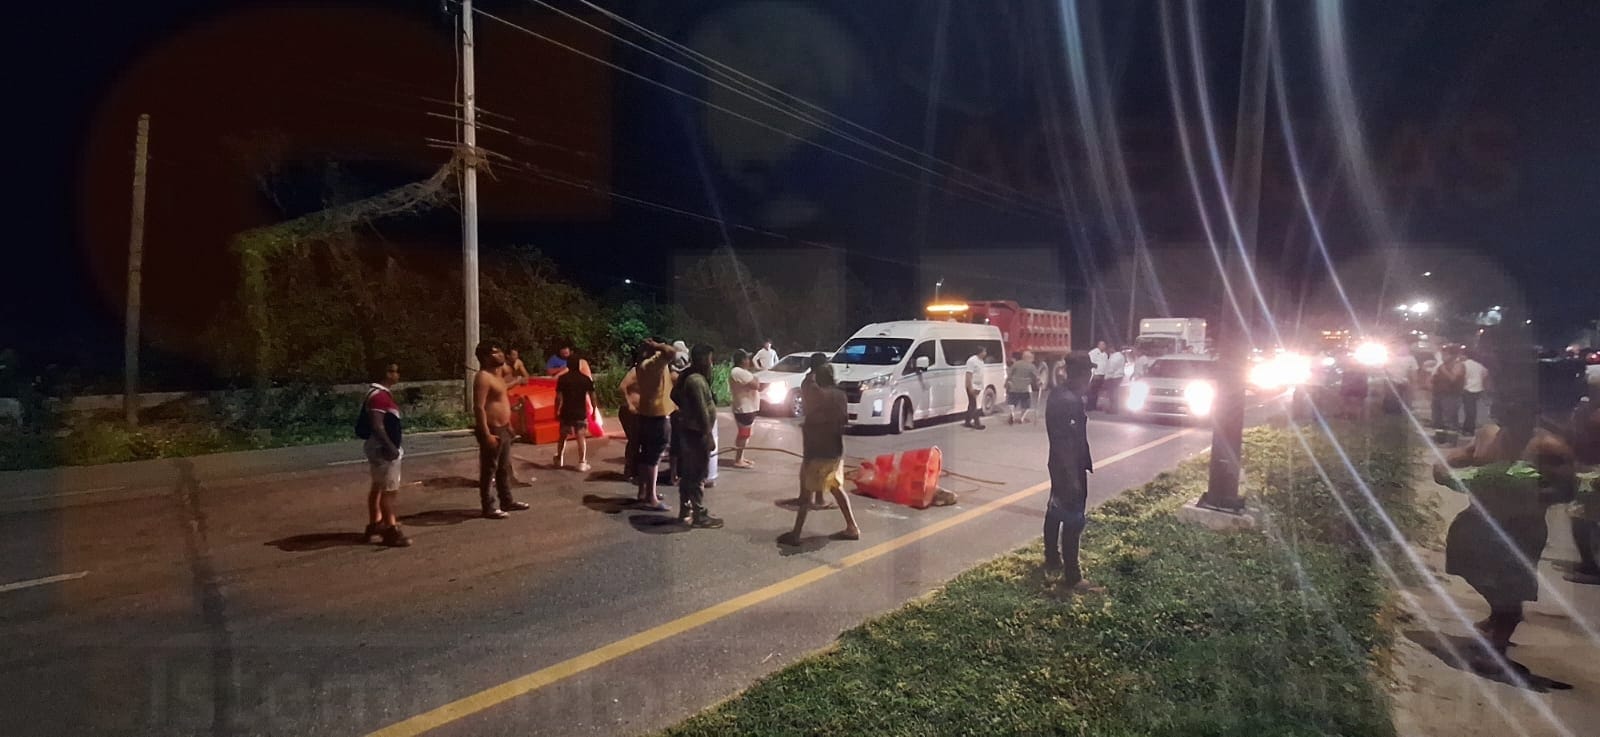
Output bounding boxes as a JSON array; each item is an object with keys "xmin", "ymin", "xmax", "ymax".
[{"xmin": 729, "ymin": 349, "xmax": 761, "ymax": 468}]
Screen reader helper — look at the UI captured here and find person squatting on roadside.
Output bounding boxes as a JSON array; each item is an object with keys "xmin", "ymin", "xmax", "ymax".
[{"xmin": 1044, "ymin": 354, "xmax": 1096, "ymax": 590}]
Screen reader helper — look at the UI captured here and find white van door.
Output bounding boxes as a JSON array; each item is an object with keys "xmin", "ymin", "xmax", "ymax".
[
  {"xmin": 937, "ymin": 340, "xmax": 970, "ymax": 416},
  {"xmin": 901, "ymin": 340, "xmax": 938, "ymax": 420}
]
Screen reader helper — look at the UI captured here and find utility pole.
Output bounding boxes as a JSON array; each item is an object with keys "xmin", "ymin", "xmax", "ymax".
[
  {"xmin": 1199, "ymin": 1, "xmax": 1272, "ymax": 512},
  {"xmin": 460, "ymin": 0, "xmax": 481, "ymax": 411},
  {"xmin": 124, "ymin": 114, "xmax": 150, "ymax": 427}
]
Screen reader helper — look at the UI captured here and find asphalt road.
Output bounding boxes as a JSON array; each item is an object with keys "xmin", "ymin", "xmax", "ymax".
[{"xmin": 0, "ymin": 408, "xmax": 1222, "ymax": 737}]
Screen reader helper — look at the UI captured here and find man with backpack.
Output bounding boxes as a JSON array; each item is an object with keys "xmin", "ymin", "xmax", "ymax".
[{"xmin": 357, "ymin": 360, "xmax": 411, "ymax": 547}]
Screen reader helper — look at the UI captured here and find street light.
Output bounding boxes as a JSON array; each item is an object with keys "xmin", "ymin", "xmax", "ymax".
[
  {"xmin": 1410, "ymin": 301, "xmax": 1431, "ymax": 314},
  {"xmin": 1422, "ymin": 271, "xmax": 1433, "ymax": 277},
  {"xmin": 934, "ymin": 277, "xmax": 944, "ymax": 303},
  {"xmin": 623, "ymin": 278, "xmax": 632, "ymax": 285}
]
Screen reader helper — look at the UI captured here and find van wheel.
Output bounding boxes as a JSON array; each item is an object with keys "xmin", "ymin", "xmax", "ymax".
[
  {"xmin": 982, "ymin": 387, "xmax": 997, "ymax": 416},
  {"xmin": 891, "ymin": 398, "xmax": 913, "ymax": 434}
]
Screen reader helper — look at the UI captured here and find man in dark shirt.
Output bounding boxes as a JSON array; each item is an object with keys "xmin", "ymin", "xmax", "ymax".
[
  {"xmin": 1044, "ymin": 354, "xmax": 1096, "ymax": 589},
  {"xmin": 779, "ymin": 362, "xmax": 861, "ymax": 546},
  {"xmin": 554, "ymin": 352, "xmax": 596, "ymax": 472},
  {"xmin": 671, "ymin": 344, "xmax": 723, "ymax": 529}
]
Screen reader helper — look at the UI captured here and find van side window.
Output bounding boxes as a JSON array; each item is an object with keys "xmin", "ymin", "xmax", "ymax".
[
  {"xmin": 941, "ymin": 339, "xmax": 1004, "ymax": 365},
  {"xmin": 904, "ymin": 341, "xmax": 937, "ymax": 375}
]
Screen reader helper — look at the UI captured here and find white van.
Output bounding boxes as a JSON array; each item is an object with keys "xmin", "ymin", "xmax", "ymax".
[{"xmin": 830, "ymin": 321, "xmax": 1006, "ymax": 433}]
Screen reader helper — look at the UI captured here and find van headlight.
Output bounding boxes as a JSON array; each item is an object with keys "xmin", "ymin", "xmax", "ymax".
[
  {"xmin": 863, "ymin": 373, "xmax": 892, "ymax": 389},
  {"xmin": 1126, "ymin": 381, "xmax": 1149, "ymax": 411},
  {"xmin": 763, "ymin": 384, "xmax": 789, "ymax": 404},
  {"xmin": 1184, "ymin": 381, "xmax": 1216, "ymax": 416}
]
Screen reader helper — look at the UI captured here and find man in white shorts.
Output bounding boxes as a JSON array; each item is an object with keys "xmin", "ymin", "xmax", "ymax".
[{"xmin": 360, "ymin": 361, "xmax": 411, "ymax": 547}]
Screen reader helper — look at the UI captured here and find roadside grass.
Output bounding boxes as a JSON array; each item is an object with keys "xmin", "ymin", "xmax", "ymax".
[
  {"xmin": 0, "ymin": 384, "xmax": 470, "ymax": 470},
  {"xmin": 663, "ymin": 422, "xmax": 1421, "ymax": 737}
]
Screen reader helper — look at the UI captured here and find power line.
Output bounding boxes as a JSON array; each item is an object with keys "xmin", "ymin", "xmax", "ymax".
[
  {"xmin": 451, "ymin": 138, "xmax": 1131, "ymax": 297},
  {"xmin": 527, "ymin": 0, "xmax": 1063, "ymax": 219},
  {"xmin": 459, "ymin": 2, "xmax": 1068, "ymax": 225}
]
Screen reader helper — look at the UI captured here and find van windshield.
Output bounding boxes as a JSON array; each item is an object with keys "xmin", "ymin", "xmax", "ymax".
[{"xmin": 832, "ymin": 338, "xmax": 914, "ymax": 366}]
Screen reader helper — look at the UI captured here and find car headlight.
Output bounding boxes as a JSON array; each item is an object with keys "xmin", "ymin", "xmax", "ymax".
[
  {"xmin": 863, "ymin": 373, "xmax": 892, "ymax": 389},
  {"xmin": 1185, "ymin": 381, "xmax": 1216, "ymax": 416},
  {"xmin": 763, "ymin": 384, "xmax": 789, "ymax": 404},
  {"xmin": 1126, "ymin": 381, "xmax": 1149, "ymax": 411},
  {"xmin": 1353, "ymin": 341, "xmax": 1389, "ymax": 368}
]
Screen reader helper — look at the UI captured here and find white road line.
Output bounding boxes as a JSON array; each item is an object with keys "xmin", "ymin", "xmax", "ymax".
[
  {"xmin": 326, "ymin": 448, "xmax": 477, "ymax": 466},
  {"xmin": 0, "ymin": 571, "xmax": 89, "ymax": 594}
]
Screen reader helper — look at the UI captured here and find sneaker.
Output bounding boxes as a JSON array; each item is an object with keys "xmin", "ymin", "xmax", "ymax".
[
  {"xmin": 691, "ymin": 514, "xmax": 725, "ymax": 529},
  {"xmin": 552, "ymin": 454, "xmax": 563, "ymax": 469},
  {"xmin": 577, "ymin": 462, "xmax": 592, "ymax": 472},
  {"xmin": 363, "ymin": 522, "xmax": 384, "ymax": 544},
  {"xmin": 381, "ymin": 525, "xmax": 412, "ymax": 548},
  {"xmin": 504, "ymin": 501, "xmax": 531, "ymax": 512},
  {"xmin": 483, "ymin": 509, "xmax": 509, "ymax": 520}
]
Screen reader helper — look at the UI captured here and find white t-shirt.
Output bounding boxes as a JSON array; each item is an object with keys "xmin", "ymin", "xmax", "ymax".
[
  {"xmin": 753, "ymin": 348, "xmax": 779, "ymax": 371},
  {"xmin": 1105, "ymin": 351, "xmax": 1128, "ymax": 379},
  {"xmin": 965, "ymin": 355, "xmax": 985, "ymax": 390},
  {"xmin": 729, "ymin": 366, "xmax": 761, "ymax": 414},
  {"xmin": 1385, "ymin": 353, "xmax": 1419, "ymax": 385},
  {"xmin": 1462, "ymin": 359, "xmax": 1488, "ymax": 393},
  {"xmin": 1087, "ymin": 348, "xmax": 1108, "ymax": 377}
]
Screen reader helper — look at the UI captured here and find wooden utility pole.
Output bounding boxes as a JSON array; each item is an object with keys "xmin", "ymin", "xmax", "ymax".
[
  {"xmin": 124, "ymin": 114, "xmax": 150, "ymax": 427},
  {"xmin": 459, "ymin": 0, "xmax": 482, "ymax": 412}
]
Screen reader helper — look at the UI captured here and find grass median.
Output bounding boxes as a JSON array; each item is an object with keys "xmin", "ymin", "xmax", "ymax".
[{"xmin": 662, "ymin": 421, "xmax": 1424, "ymax": 737}]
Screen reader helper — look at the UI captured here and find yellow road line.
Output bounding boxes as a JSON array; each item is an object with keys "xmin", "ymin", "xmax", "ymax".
[{"xmin": 363, "ymin": 429, "xmax": 1191, "ymax": 737}]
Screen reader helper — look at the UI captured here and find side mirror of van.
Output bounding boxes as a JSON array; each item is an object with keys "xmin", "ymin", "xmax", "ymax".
[{"xmin": 914, "ymin": 356, "xmax": 931, "ymax": 372}]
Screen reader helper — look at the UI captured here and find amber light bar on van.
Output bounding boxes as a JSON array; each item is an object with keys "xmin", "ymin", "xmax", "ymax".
[{"xmin": 925, "ymin": 303, "xmax": 970, "ymax": 314}]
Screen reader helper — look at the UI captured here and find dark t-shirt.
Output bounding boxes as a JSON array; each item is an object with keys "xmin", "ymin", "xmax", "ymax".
[{"xmin": 556, "ymin": 371, "xmax": 594, "ymax": 423}]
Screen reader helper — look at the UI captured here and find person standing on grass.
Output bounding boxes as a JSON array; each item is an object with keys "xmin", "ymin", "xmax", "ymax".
[
  {"xmin": 779, "ymin": 362, "xmax": 860, "ymax": 546},
  {"xmin": 1462, "ymin": 350, "xmax": 1490, "ymax": 435},
  {"xmin": 359, "ymin": 360, "xmax": 410, "ymax": 547},
  {"xmin": 1086, "ymin": 340, "xmax": 1109, "ymax": 411},
  {"xmin": 632, "ymin": 338, "xmax": 679, "ymax": 511},
  {"xmin": 1043, "ymin": 355, "xmax": 1096, "ymax": 589},
  {"xmin": 963, "ymin": 345, "xmax": 989, "ymax": 430},
  {"xmin": 1561, "ymin": 397, "xmax": 1600, "ymax": 585},
  {"xmin": 672, "ymin": 344, "xmax": 724, "ymax": 528},
  {"xmin": 553, "ymin": 351, "xmax": 596, "ymax": 472},
  {"xmin": 729, "ymin": 349, "xmax": 760, "ymax": 468},
  {"xmin": 1432, "ymin": 345, "xmax": 1466, "ymax": 432},
  {"xmin": 1006, "ymin": 350, "xmax": 1040, "ymax": 425},
  {"xmin": 754, "ymin": 339, "xmax": 779, "ymax": 372},
  {"xmin": 474, "ymin": 340, "xmax": 532, "ymax": 519}
]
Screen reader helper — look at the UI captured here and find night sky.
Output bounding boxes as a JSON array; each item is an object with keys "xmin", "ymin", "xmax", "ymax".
[{"xmin": 8, "ymin": 0, "xmax": 1599, "ymax": 387}]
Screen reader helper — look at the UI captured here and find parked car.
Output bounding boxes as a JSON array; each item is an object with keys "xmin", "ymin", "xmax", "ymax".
[{"xmin": 756, "ymin": 352, "xmax": 831, "ymax": 417}]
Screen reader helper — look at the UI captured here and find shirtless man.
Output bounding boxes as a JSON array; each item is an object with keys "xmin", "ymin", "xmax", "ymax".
[
  {"xmin": 474, "ymin": 340, "xmax": 531, "ymax": 519},
  {"xmin": 507, "ymin": 349, "xmax": 530, "ymax": 381}
]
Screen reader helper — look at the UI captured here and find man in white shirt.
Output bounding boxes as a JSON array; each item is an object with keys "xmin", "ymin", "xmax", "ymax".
[
  {"xmin": 728, "ymin": 350, "xmax": 761, "ymax": 468},
  {"xmin": 1102, "ymin": 346, "xmax": 1129, "ymax": 414},
  {"xmin": 1383, "ymin": 343, "xmax": 1420, "ymax": 415},
  {"xmin": 753, "ymin": 340, "xmax": 779, "ymax": 372},
  {"xmin": 1086, "ymin": 341, "xmax": 1110, "ymax": 412},
  {"xmin": 963, "ymin": 346, "xmax": 989, "ymax": 430},
  {"xmin": 1461, "ymin": 352, "xmax": 1490, "ymax": 434}
]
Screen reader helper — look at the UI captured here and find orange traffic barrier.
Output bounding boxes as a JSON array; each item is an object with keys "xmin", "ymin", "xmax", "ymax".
[{"xmin": 851, "ymin": 447, "xmax": 943, "ymax": 509}]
